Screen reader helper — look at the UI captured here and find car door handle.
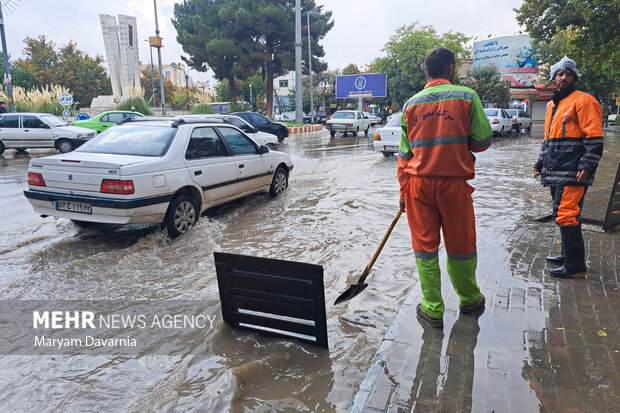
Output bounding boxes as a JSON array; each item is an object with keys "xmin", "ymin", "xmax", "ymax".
[
  {"xmin": 238, "ymin": 164, "xmax": 244, "ymax": 169},
  {"xmin": 194, "ymin": 170, "xmax": 202, "ymax": 176},
  {"xmin": 24, "ymin": 130, "xmax": 30, "ymax": 132}
]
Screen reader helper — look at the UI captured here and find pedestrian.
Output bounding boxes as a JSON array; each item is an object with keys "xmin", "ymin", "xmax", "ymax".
[
  {"xmin": 533, "ymin": 56, "xmax": 603, "ymax": 278},
  {"xmin": 398, "ymin": 48, "xmax": 492, "ymax": 328},
  {"xmin": 0, "ymin": 101, "xmax": 7, "ymax": 114}
]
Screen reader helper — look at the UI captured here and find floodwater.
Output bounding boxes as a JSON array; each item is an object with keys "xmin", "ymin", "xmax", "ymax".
[{"xmin": 0, "ymin": 127, "xmax": 617, "ymax": 412}]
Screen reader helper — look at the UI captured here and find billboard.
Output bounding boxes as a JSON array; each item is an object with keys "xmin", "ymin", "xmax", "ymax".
[
  {"xmin": 336, "ymin": 73, "xmax": 387, "ymax": 99},
  {"xmin": 473, "ymin": 35, "xmax": 539, "ymax": 87}
]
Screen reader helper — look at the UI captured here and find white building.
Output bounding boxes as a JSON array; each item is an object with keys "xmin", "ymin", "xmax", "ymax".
[
  {"xmin": 273, "ymin": 72, "xmax": 296, "ymax": 115},
  {"xmin": 140, "ymin": 63, "xmax": 193, "ymax": 88}
]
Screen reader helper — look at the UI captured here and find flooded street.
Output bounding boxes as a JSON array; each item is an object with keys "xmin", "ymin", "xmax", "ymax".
[{"xmin": 0, "ymin": 127, "xmax": 618, "ymax": 412}]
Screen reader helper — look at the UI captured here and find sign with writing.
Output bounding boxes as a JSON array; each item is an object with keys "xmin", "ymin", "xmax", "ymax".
[
  {"xmin": 473, "ymin": 36, "xmax": 539, "ymax": 87},
  {"xmin": 62, "ymin": 109, "xmax": 71, "ymax": 119},
  {"xmin": 336, "ymin": 73, "xmax": 387, "ymax": 99},
  {"xmin": 75, "ymin": 112, "xmax": 90, "ymax": 121},
  {"xmin": 58, "ymin": 93, "xmax": 73, "ymax": 107}
]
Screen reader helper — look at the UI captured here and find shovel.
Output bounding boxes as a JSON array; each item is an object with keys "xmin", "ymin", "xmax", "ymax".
[{"xmin": 334, "ymin": 210, "xmax": 402, "ymax": 305}]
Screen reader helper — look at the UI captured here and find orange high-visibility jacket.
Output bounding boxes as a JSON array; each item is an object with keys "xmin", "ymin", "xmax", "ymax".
[
  {"xmin": 397, "ymin": 79, "xmax": 492, "ymax": 199},
  {"xmin": 535, "ymin": 90, "xmax": 603, "ymax": 186}
]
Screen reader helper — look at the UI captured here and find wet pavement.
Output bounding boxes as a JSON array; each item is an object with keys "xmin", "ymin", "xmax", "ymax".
[
  {"xmin": 0, "ymin": 125, "xmax": 618, "ymax": 412},
  {"xmin": 353, "ymin": 126, "xmax": 620, "ymax": 412}
]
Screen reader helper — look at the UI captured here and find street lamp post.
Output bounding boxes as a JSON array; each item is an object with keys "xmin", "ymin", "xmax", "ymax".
[
  {"xmin": 0, "ymin": 1, "xmax": 15, "ymax": 112},
  {"xmin": 249, "ymin": 84, "xmax": 253, "ymax": 111},
  {"xmin": 153, "ymin": 0, "xmax": 166, "ymax": 115},
  {"xmin": 307, "ymin": 11, "xmax": 314, "ymax": 123}
]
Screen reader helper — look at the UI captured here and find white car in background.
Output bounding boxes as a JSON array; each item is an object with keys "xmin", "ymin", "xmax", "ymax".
[
  {"xmin": 0, "ymin": 112, "xmax": 96, "ymax": 154},
  {"xmin": 180, "ymin": 114, "xmax": 280, "ymax": 150},
  {"xmin": 372, "ymin": 112, "xmax": 402, "ymax": 157},
  {"xmin": 363, "ymin": 111, "xmax": 380, "ymax": 126},
  {"xmin": 325, "ymin": 110, "xmax": 371, "ymax": 137},
  {"xmin": 484, "ymin": 108, "xmax": 513, "ymax": 137},
  {"xmin": 504, "ymin": 109, "xmax": 532, "ymax": 132},
  {"xmin": 23, "ymin": 117, "xmax": 293, "ymax": 237}
]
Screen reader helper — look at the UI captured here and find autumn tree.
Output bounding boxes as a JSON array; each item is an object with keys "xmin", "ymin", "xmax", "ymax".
[
  {"xmin": 140, "ymin": 67, "xmax": 178, "ymax": 107},
  {"xmin": 462, "ymin": 66, "xmax": 511, "ymax": 107},
  {"xmin": 370, "ymin": 23, "xmax": 470, "ymax": 106},
  {"xmin": 515, "ymin": 0, "xmax": 619, "ymax": 99}
]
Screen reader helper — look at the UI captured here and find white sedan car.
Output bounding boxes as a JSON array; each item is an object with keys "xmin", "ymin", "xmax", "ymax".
[
  {"xmin": 372, "ymin": 112, "xmax": 402, "ymax": 157},
  {"xmin": 484, "ymin": 109, "xmax": 513, "ymax": 137},
  {"xmin": 23, "ymin": 117, "xmax": 294, "ymax": 237},
  {"xmin": 363, "ymin": 111, "xmax": 380, "ymax": 126}
]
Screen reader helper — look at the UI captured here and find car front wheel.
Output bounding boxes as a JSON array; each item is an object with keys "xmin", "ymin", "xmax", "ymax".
[
  {"xmin": 165, "ymin": 195, "xmax": 198, "ymax": 237},
  {"xmin": 277, "ymin": 130, "xmax": 286, "ymax": 142},
  {"xmin": 0, "ymin": 141, "xmax": 4, "ymax": 155},
  {"xmin": 266, "ymin": 143, "xmax": 278, "ymax": 150},
  {"xmin": 269, "ymin": 167, "xmax": 288, "ymax": 198},
  {"xmin": 57, "ymin": 139, "xmax": 75, "ymax": 153}
]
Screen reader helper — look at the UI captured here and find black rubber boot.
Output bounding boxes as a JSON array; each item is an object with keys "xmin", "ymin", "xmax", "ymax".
[
  {"xmin": 546, "ymin": 239, "xmax": 564, "ymax": 264},
  {"xmin": 549, "ymin": 225, "xmax": 587, "ymax": 278}
]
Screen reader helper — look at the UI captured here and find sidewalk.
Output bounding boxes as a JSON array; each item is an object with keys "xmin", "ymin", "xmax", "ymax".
[{"xmin": 351, "ymin": 134, "xmax": 620, "ymax": 412}]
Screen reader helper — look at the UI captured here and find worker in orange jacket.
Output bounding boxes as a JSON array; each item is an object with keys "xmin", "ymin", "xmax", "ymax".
[
  {"xmin": 533, "ymin": 56, "xmax": 604, "ymax": 278},
  {"xmin": 398, "ymin": 48, "xmax": 492, "ymax": 328}
]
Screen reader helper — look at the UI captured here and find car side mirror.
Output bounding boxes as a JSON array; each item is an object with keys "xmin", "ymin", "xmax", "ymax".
[
  {"xmin": 251, "ymin": 127, "xmax": 258, "ymax": 133},
  {"xmin": 258, "ymin": 145, "xmax": 269, "ymax": 154}
]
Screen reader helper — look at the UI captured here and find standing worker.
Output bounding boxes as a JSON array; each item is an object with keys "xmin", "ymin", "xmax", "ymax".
[
  {"xmin": 398, "ymin": 48, "xmax": 492, "ymax": 328},
  {"xmin": 533, "ymin": 56, "xmax": 603, "ymax": 278}
]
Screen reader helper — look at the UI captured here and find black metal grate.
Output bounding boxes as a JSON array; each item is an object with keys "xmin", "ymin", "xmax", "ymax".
[{"xmin": 214, "ymin": 252, "xmax": 328, "ymax": 348}]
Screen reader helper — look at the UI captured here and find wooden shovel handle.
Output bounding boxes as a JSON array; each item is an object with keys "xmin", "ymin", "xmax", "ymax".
[{"xmin": 357, "ymin": 210, "xmax": 402, "ymax": 284}]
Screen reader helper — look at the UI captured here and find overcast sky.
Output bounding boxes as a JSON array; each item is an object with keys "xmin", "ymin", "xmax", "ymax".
[{"xmin": 3, "ymin": 0, "xmax": 525, "ymax": 87}]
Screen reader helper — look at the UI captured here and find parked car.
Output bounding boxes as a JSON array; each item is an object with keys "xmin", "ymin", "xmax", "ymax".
[
  {"xmin": 372, "ymin": 112, "xmax": 402, "ymax": 157},
  {"xmin": 72, "ymin": 110, "xmax": 145, "ymax": 133},
  {"xmin": 0, "ymin": 112, "xmax": 96, "ymax": 155},
  {"xmin": 231, "ymin": 112, "xmax": 289, "ymax": 142},
  {"xmin": 325, "ymin": 110, "xmax": 371, "ymax": 137},
  {"xmin": 363, "ymin": 111, "xmax": 380, "ymax": 126},
  {"xmin": 180, "ymin": 114, "xmax": 280, "ymax": 150},
  {"xmin": 484, "ymin": 109, "xmax": 513, "ymax": 137},
  {"xmin": 503, "ymin": 109, "xmax": 532, "ymax": 132},
  {"xmin": 274, "ymin": 113, "xmax": 291, "ymax": 122},
  {"xmin": 315, "ymin": 111, "xmax": 328, "ymax": 124},
  {"xmin": 23, "ymin": 117, "xmax": 294, "ymax": 237}
]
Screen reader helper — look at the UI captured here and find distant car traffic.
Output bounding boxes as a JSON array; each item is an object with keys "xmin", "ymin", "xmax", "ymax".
[
  {"xmin": 363, "ymin": 111, "xmax": 380, "ymax": 126},
  {"xmin": 372, "ymin": 112, "xmax": 402, "ymax": 157},
  {"xmin": 274, "ymin": 113, "xmax": 291, "ymax": 122},
  {"xmin": 231, "ymin": 112, "xmax": 289, "ymax": 142},
  {"xmin": 315, "ymin": 111, "xmax": 328, "ymax": 124},
  {"xmin": 180, "ymin": 114, "xmax": 280, "ymax": 150},
  {"xmin": 484, "ymin": 109, "xmax": 513, "ymax": 137},
  {"xmin": 0, "ymin": 112, "xmax": 96, "ymax": 154},
  {"xmin": 23, "ymin": 117, "xmax": 294, "ymax": 237},
  {"xmin": 503, "ymin": 109, "xmax": 532, "ymax": 132},
  {"xmin": 73, "ymin": 110, "xmax": 145, "ymax": 133},
  {"xmin": 325, "ymin": 110, "xmax": 371, "ymax": 137}
]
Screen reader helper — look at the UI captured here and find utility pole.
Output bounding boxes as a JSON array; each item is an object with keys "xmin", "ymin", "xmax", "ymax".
[
  {"xmin": 294, "ymin": 0, "xmax": 302, "ymax": 123},
  {"xmin": 153, "ymin": 0, "xmax": 166, "ymax": 115},
  {"xmin": 307, "ymin": 11, "xmax": 314, "ymax": 123},
  {"xmin": 0, "ymin": 1, "xmax": 14, "ymax": 112},
  {"xmin": 185, "ymin": 69, "xmax": 189, "ymax": 111}
]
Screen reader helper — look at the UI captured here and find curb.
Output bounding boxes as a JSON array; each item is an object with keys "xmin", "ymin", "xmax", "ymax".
[{"xmin": 288, "ymin": 124, "xmax": 324, "ymax": 134}]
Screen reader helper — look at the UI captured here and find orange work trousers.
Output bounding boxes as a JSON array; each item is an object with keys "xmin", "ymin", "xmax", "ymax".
[{"xmin": 404, "ymin": 176, "xmax": 476, "ymax": 259}]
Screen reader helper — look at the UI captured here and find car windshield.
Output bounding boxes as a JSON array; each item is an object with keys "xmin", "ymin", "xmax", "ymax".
[
  {"xmin": 386, "ymin": 113, "xmax": 402, "ymax": 127},
  {"xmin": 332, "ymin": 112, "xmax": 355, "ymax": 119},
  {"xmin": 225, "ymin": 117, "xmax": 253, "ymax": 132},
  {"xmin": 504, "ymin": 109, "xmax": 518, "ymax": 117},
  {"xmin": 40, "ymin": 115, "xmax": 67, "ymax": 127},
  {"xmin": 76, "ymin": 125, "xmax": 176, "ymax": 157},
  {"xmin": 484, "ymin": 109, "xmax": 499, "ymax": 116}
]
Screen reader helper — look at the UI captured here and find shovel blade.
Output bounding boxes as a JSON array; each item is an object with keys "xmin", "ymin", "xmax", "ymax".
[{"xmin": 334, "ymin": 283, "xmax": 369, "ymax": 305}]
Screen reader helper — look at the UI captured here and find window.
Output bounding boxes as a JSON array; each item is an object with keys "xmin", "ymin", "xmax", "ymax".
[
  {"xmin": 123, "ymin": 113, "xmax": 142, "ymax": 119},
  {"xmin": 484, "ymin": 109, "xmax": 499, "ymax": 117},
  {"xmin": 22, "ymin": 115, "xmax": 46, "ymax": 129},
  {"xmin": 0, "ymin": 115, "xmax": 19, "ymax": 128},
  {"xmin": 76, "ymin": 125, "xmax": 176, "ymax": 157},
  {"xmin": 249, "ymin": 113, "xmax": 269, "ymax": 126},
  {"xmin": 217, "ymin": 127, "xmax": 257, "ymax": 155},
  {"xmin": 279, "ymin": 80, "xmax": 289, "ymax": 88},
  {"xmin": 185, "ymin": 127, "xmax": 227, "ymax": 159},
  {"xmin": 40, "ymin": 115, "xmax": 65, "ymax": 127},
  {"xmin": 224, "ymin": 117, "xmax": 253, "ymax": 133},
  {"xmin": 102, "ymin": 113, "xmax": 125, "ymax": 123},
  {"xmin": 128, "ymin": 25, "xmax": 134, "ymax": 47}
]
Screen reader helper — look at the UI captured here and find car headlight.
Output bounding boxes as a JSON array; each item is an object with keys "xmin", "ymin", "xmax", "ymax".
[{"xmin": 77, "ymin": 133, "xmax": 95, "ymax": 138}]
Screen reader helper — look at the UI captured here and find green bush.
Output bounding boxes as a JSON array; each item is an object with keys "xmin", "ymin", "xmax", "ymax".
[
  {"xmin": 190, "ymin": 104, "xmax": 215, "ymax": 114},
  {"xmin": 117, "ymin": 97, "xmax": 153, "ymax": 115},
  {"xmin": 230, "ymin": 101, "xmax": 251, "ymax": 112}
]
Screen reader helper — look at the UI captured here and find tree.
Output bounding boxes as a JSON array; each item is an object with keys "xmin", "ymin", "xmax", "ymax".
[
  {"xmin": 140, "ymin": 67, "xmax": 178, "ymax": 107},
  {"xmin": 462, "ymin": 66, "xmax": 511, "ymax": 107},
  {"xmin": 370, "ymin": 23, "xmax": 470, "ymax": 106},
  {"xmin": 0, "ymin": 53, "xmax": 37, "ymax": 90},
  {"xmin": 515, "ymin": 0, "xmax": 620, "ymax": 99},
  {"xmin": 286, "ymin": 76, "xmax": 322, "ymax": 113},
  {"xmin": 341, "ymin": 63, "xmax": 360, "ymax": 75},
  {"xmin": 240, "ymin": 74, "xmax": 266, "ymax": 110}
]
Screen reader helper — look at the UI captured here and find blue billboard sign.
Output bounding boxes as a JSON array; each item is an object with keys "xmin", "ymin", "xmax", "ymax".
[{"xmin": 336, "ymin": 73, "xmax": 387, "ymax": 99}]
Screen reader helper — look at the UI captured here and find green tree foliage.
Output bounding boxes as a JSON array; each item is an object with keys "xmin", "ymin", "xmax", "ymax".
[
  {"xmin": 140, "ymin": 67, "xmax": 178, "ymax": 107},
  {"xmin": 0, "ymin": 53, "xmax": 37, "ymax": 89},
  {"xmin": 286, "ymin": 76, "xmax": 322, "ymax": 113},
  {"xmin": 370, "ymin": 23, "xmax": 470, "ymax": 106},
  {"xmin": 13, "ymin": 35, "xmax": 111, "ymax": 106},
  {"xmin": 515, "ymin": 0, "xmax": 620, "ymax": 99},
  {"xmin": 341, "ymin": 63, "xmax": 360, "ymax": 75},
  {"xmin": 173, "ymin": 0, "xmax": 333, "ymax": 117},
  {"xmin": 241, "ymin": 74, "xmax": 266, "ymax": 110},
  {"xmin": 462, "ymin": 66, "xmax": 511, "ymax": 107}
]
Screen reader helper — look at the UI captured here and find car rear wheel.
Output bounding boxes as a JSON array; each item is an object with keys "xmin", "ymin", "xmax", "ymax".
[
  {"xmin": 71, "ymin": 219, "xmax": 93, "ymax": 228},
  {"xmin": 165, "ymin": 195, "xmax": 198, "ymax": 238},
  {"xmin": 269, "ymin": 167, "xmax": 288, "ymax": 198},
  {"xmin": 382, "ymin": 152, "xmax": 393, "ymax": 158},
  {"xmin": 57, "ymin": 139, "xmax": 75, "ymax": 153},
  {"xmin": 499, "ymin": 126, "xmax": 505, "ymax": 137},
  {"xmin": 352, "ymin": 127, "xmax": 358, "ymax": 137},
  {"xmin": 364, "ymin": 125, "xmax": 369, "ymax": 136},
  {"xmin": 0, "ymin": 141, "xmax": 4, "ymax": 155},
  {"xmin": 329, "ymin": 130, "xmax": 336, "ymax": 137}
]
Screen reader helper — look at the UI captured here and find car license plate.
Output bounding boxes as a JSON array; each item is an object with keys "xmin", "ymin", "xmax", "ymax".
[
  {"xmin": 55, "ymin": 200, "xmax": 92, "ymax": 214},
  {"xmin": 384, "ymin": 146, "xmax": 396, "ymax": 151},
  {"xmin": 332, "ymin": 125, "xmax": 343, "ymax": 128}
]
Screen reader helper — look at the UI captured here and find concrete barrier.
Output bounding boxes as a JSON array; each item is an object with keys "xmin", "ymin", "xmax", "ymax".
[{"xmin": 288, "ymin": 124, "xmax": 324, "ymax": 134}]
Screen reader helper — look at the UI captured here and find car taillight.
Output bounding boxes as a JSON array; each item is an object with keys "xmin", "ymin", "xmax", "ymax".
[
  {"xmin": 492, "ymin": 119, "xmax": 499, "ymax": 124},
  {"xmin": 101, "ymin": 179, "xmax": 134, "ymax": 194},
  {"xmin": 375, "ymin": 133, "xmax": 381, "ymax": 141},
  {"xmin": 511, "ymin": 118, "xmax": 517, "ymax": 122},
  {"xmin": 27, "ymin": 172, "xmax": 46, "ymax": 187},
  {"xmin": 346, "ymin": 123, "xmax": 353, "ymax": 127}
]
